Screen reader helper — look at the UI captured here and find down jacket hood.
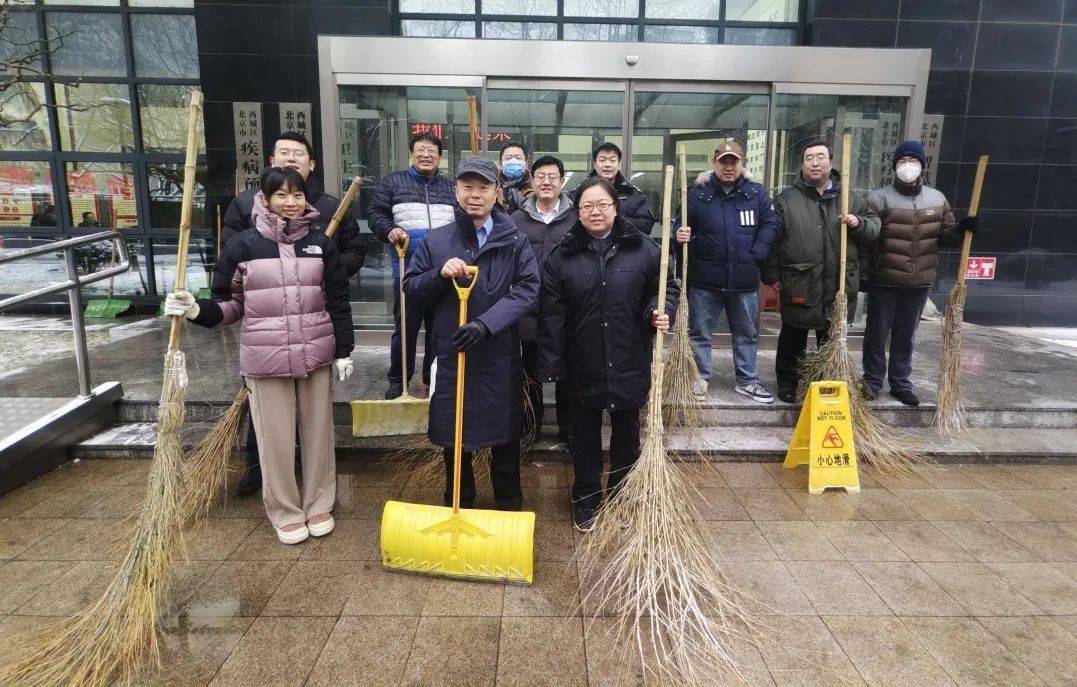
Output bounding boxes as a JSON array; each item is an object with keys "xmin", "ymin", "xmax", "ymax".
[{"xmin": 252, "ymin": 191, "xmax": 321, "ymax": 245}]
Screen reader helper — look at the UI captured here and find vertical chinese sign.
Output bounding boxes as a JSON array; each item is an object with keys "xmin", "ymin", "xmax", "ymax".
[
  {"xmin": 0, "ymin": 166, "xmax": 35, "ymax": 227},
  {"xmin": 918, "ymin": 115, "xmax": 944, "ymax": 187},
  {"xmin": 278, "ymin": 103, "xmax": 312, "ymax": 141},
  {"xmin": 67, "ymin": 169, "xmax": 98, "ymax": 226},
  {"xmin": 233, "ymin": 102, "xmax": 264, "ymax": 194},
  {"xmin": 106, "ymin": 174, "xmax": 138, "ymax": 228}
]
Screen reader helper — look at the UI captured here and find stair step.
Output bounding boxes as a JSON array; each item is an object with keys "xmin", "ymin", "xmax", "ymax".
[{"xmin": 71, "ymin": 422, "xmax": 1077, "ymax": 464}]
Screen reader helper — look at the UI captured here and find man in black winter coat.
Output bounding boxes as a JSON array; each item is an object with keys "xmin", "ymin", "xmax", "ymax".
[
  {"xmin": 221, "ymin": 131, "xmax": 366, "ymax": 498},
  {"xmin": 571, "ymin": 142, "xmax": 656, "ymax": 236},
  {"xmin": 404, "ymin": 156, "xmax": 540, "ymax": 511},
  {"xmin": 511, "ymin": 155, "xmax": 575, "ymax": 444}
]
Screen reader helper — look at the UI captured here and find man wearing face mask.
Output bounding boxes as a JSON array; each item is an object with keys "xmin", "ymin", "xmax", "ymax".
[
  {"xmin": 498, "ymin": 141, "xmax": 532, "ymax": 215},
  {"xmin": 861, "ymin": 140, "xmax": 971, "ymax": 406}
]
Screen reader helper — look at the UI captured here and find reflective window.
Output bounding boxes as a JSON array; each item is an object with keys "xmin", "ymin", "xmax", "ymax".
[
  {"xmin": 64, "ymin": 162, "xmax": 138, "ymax": 229},
  {"xmin": 564, "ymin": 0, "xmax": 639, "ymax": 18},
  {"xmin": 483, "ymin": 0, "xmax": 557, "ymax": 14},
  {"xmin": 633, "ymin": 91, "xmax": 771, "ymax": 234},
  {"xmin": 401, "ymin": 19, "xmax": 477, "ymax": 38},
  {"xmin": 147, "ymin": 163, "xmax": 209, "ymax": 230},
  {"xmin": 0, "ymin": 10, "xmax": 41, "ymax": 69},
  {"xmin": 131, "ymin": 14, "xmax": 198, "ymax": 78},
  {"xmin": 400, "ymin": 0, "xmax": 475, "ymax": 12},
  {"xmin": 0, "ymin": 161, "xmax": 56, "ymax": 228},
  {"xmin": 727, "ymin": 0, "xmax": 799, "ymax": 22},
  {"xmin": 770, "ymin": 94, "xmax": 907, "ymax": 194},
  {"xmin": 563, "ymin": 23, "xmax": 637, "ymax": 41},
  {"xmin": 0, "ymin": 234, "xmax": 66, "ymax": 298},
  {"xmin": 646, "ymin": 0, "xmax": 719, "ymax": 20},
  {"xmin": 483, "ymin": 21, "xmax": 558, "ymax": 39},
  {"xmin": 725, "ymin": 27, "xmax": 796, "ymax": 45},
  {"xmin": 153, "ymin": 238, "xmax": 214, "ymax": 296},
  {"xmin": 644, "ymin": 25, "xmax": 721, "ymax": 44},
  {"xmin": 79, "ymin": 238, "xmax": 150, "ymax": 298},
  {"xmin": 129, "ymin": 0, "xmax": 194, "ymax": 6},
  {"xmin": 44, "ymin": 0, "xmax": 119, "ymax": 5},
  {"xmin": 46, "ymin": 12, "xmax": 126, "ymax": 77},
  {"xmin": 138, "ymin": 85, "xmax": 206, "ymax": 154},
  {"xmin": 55, "ymin": 82, "xmax": 134, "ymax": 154},
  {"xmin": 0, "ymin": 82, "xmax": 52, "ymax": 151}
]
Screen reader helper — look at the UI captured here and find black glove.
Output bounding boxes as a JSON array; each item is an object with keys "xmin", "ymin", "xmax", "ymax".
[
  {"xmin": 452, "ymin": 320, "xmax": 489, "ymax": 352},
  {"xmin": 958, "ymin": 216, "xmax": 979, "ymax": 234}
]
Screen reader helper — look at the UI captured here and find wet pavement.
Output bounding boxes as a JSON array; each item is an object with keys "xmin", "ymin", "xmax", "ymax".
[{"xmin": 1, "ymin": 458, "xmax": 1075, "ymax": 686}]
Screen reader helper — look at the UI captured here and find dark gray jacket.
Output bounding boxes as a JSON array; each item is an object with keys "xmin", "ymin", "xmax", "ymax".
[{"xmin": 511, "ymin": 194, "xmax": 576, "ymax": 342}]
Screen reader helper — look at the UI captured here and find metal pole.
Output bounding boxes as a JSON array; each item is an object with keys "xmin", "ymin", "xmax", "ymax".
[{"xmin": 64, "ymin": 247, "xmax": 92, "ymax": 398}]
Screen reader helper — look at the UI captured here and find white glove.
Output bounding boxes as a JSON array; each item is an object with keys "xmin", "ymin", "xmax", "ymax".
[
  {"xmin": 334, "ymin": 357, "xmax": 354, "ymax": 381},
  {"xmin": 164, "ymin": 290, "xmax": 199, "ymax": 320}
]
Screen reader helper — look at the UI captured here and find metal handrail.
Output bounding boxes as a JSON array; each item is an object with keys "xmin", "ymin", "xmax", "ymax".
[{"xmin": 0, "ymin": 231, "xmax": 132, "ymax": 398}]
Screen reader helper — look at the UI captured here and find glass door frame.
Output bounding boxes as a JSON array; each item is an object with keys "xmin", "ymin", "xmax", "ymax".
[{"xmin": 319, "ymin": 36, "xmax": 930, "ymax": 194}]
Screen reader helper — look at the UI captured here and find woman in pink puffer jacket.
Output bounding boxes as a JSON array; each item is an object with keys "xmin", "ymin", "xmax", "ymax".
[{"xmin": 165, "ymin": 166, "xmax": 355, "ymax": 545}]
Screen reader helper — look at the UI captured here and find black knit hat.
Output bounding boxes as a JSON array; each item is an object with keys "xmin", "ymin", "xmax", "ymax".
[{"xmin": 892, "ymin": 140, "xmax": 926, "ymax": 168}]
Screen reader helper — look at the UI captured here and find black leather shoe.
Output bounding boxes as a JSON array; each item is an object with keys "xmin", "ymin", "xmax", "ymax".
[
  {"xmin": 384, "ymin": 381, "xmax": 403, "ymax": 400},
  {"xmin": 889, "ymin": 389, "xmax": 920, "ymax": 406},
  {"xmin": 572, "ymin": 503, "xmax": 597, "ymax": 533},
  {"xmin": 777, "ymin": 388, "xmax": 797, "ymax": 404},
  {"xmin": 860, "ymin": 385, "xmax": 878, "ymax": 401},
  {"xmin": 235, "ymin": 464, "xmax": 262, "ymax": 497}
]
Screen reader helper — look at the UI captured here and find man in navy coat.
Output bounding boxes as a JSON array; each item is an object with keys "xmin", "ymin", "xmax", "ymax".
[{"xmin": 676, "ymin": 140, "xmax": 779, "ymax": 404}]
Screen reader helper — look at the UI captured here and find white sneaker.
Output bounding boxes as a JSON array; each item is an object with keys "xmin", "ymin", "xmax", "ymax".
[
  {"xmin": 276, "ymin": 524, "xmax": 309, "ymax": 545},
  {"xmin": 307, "ymin": 515, "xmax": 335, "ymax": 537},
  {"xmin": 692, "ymin": 378, "xmax": 709, "ymax": 402},
  {"xmin": 735, "ymin": 382, "xmax": 774, "ymax": 404}
]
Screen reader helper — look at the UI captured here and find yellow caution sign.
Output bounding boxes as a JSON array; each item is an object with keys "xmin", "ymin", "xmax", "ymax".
[{"xmin": 783, "ymin": 381, "xmax": 860, "ymax": 494}]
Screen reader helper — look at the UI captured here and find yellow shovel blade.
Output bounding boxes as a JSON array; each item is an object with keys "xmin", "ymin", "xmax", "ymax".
[
  {"xmin": 380, "ymin": 500, "xmax": 535, "ymax": 585},
  {"xmin": 351, "ymin": 398, "xmax": 429, "ymax": 437}
]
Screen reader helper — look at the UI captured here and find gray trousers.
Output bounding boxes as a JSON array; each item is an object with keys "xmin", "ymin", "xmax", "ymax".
[
  {"xmin": 861, "ymin": 286, "xmax": 929, "ymax": 394},
  {"xmin": 246, "ymin": 366, "xmax": 336, "ymax": 528}
]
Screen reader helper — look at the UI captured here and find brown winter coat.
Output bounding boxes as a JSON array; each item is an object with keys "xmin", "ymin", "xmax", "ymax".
[{"xmin": 865, "ymin": 181, "xmax": 958, "ymax": 289}]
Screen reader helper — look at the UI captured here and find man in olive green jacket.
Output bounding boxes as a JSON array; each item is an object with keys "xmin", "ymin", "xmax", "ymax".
[{"xmin": 762, "ymin": 138, "xmax": 881, "ymax": 403}]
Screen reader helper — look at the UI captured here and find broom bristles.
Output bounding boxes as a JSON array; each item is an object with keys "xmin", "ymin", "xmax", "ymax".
[
  {"xmin": 935, "ymin": 283, "xmax": 968, "ymax": 435},
  {"xmin": 577, "ymin": 364, "xmax": 762, "ymax": 685},
  {"xmin": 662, "ymin": 289, "xmax": 704, "ymax": 433},
  {"xmin": 0, "ymin": 351, "xmax": 190, "ymax": 687},
  {"xmin": 799, "ymin": 294, "xmax": 925, "ymax": 476},
  {"xmin": 181, "ymin": 387, "xmax": 249, "ymax": 522}
]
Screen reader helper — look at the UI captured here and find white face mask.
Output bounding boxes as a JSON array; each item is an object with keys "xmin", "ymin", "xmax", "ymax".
[{"xmin": 896, "ymin": 161, "xmax": 922, "ymax": 184}]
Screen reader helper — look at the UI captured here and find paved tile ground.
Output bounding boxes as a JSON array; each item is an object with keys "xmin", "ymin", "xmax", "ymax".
[{"xmin": 1, "ymin": 458, "xmax": 1075, "ymax": 686}]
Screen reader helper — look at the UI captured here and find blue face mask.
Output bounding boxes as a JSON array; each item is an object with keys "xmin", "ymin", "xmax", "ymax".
[{"xmin": 502, "ymin": 159, "xmax": 526, "ymax": 180}]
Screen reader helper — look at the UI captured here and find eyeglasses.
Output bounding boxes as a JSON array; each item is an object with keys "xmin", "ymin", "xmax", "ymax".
[
  {"xmin": 803, "ymin": 153, "xmax": 830, "ymax": 163},
  {"xmin": 579, "ymin": 201, "xmax": 615, "ymax": 213},
  {"xmin": 413, "ymin": 147, "xmax": 440, "ymax": 157},
  {"xmin": 533, "ymin": 173, "xmax": 561, "ymax": 182},
  {"xmin": 274, "ymin": 147, "xmax": 308, "ymax": 158}
]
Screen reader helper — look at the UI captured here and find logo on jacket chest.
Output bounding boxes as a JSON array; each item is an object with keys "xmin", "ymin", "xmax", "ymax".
[{"xmin": 301, "ymin": 245, "xmax": 323, "ymax": 255}]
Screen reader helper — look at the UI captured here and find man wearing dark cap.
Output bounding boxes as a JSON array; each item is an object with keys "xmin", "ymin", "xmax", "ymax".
[
  {"xmin": 404, "ymin": 156, "xmax": 540, "ymax": 510},
  {"xmin": 861, "ymin": 140, "xmax": 973, "ymax": 406},
  {"xmin": 573, "ymin": 141, "xmax": 656, "ymax": 235},
  {"xmin": 676, "ymin": 139, "xmax": 779, "ymax": 403}
]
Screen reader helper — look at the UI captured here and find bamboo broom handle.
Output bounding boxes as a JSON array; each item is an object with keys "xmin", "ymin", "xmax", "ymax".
[
  {"xmin": 838, "ymin": 132, "xmax": 851, "ymax": 298},
  {"xmin": 168, "ymin": 89, "xmax": 203, "ymax": 353},
  {"xmin": 955, "ymin": 155, "xmax": 989, "ymax": 290},
  {"xmin": 467, "ymin": 95, "xmax": 480, "ymax": 156},
  {"xmin": 325, "ymin": 176, "xmax": 362, "ymax": 239},
  {"xmin": 678, "ymin": 145, "xmax": 689, "ymax": 285},
  {"xmin": 654, "ymin": 165, "xmax": 674, "ymax": 361}
]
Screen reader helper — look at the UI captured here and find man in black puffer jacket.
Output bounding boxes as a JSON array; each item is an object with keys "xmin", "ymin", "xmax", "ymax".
[
  {"xmin": 220, "ymin": 132, "xmax": 365, "ymax": 498},
  {"xmin": 571, "ymin": 142, "xmax": 656, "ymax": 236}
]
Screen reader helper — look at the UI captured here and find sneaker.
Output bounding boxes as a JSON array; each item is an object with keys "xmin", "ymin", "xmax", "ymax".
[
  {"xmin": 691, "ymin": 378, "xmax": 709, "ymax": 402},
  {"xmin": 235, "ymin": 464, "xmax": 262, "ymax": 498},
  {"xmin": 384, "ymin": 381, "xmax": 403, "ymax": 400},
  {"xmin": 889, "ymin": 389, "xmax": 920, "ymax": 407},
  {"xmin": 276, "ymin": 523, "xmax": 309, "ymax": 545},
  {"xmin": 572, "ymin": 503, "xmax": 597, "ymax": 533},
  {"xmin": 777, "ymin": 387, "xmax": 797, "ymax": 404},
  {"xmin": 734, "ymin": 382, "xmax": 774, "ymax": 404},
  {"xmin": 307, "ymin": 514, "xmax": 335, "ymax": 537}
]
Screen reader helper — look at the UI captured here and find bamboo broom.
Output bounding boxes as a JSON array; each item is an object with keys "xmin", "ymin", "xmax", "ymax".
[
  {"xmin": 799, "ymin": 133, "xmax": 924, "ymax": 475},
  {"xmin": 663, "ymin": 144, "xmax": 703, "ymax": 430},
  {"xmin": 0, "ymin": 90, "xmax": 204, "ymax": 687},
  {"xmin": 467, "ymin": 94, "xmax": 480, "ymax": 156},
  {"xmin": 183, "ymin": 174, "xmax": 364, "ymax": 520},
  {"xmin": 578, "ymin": 165, "xmax": 759, "ymax": 686},
  {"xmin": 934, "ymin": 155, "xmax": 988, "ymax": 435}
]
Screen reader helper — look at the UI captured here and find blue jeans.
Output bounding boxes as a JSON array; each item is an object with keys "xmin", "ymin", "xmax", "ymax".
[{"xmin": 688, "ymin": 288, "xmax": 760, "ymax": 385}]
